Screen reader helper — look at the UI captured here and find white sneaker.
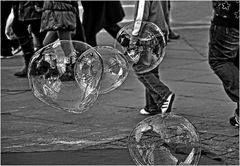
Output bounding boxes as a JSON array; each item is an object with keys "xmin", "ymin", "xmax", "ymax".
[
  {"xmin": 140, "ymin": 108, "xmax": 151, "ymax": 115},
  {"xmin": 161, "ymin": 93, "xmax": 175, "ymax": 113}
]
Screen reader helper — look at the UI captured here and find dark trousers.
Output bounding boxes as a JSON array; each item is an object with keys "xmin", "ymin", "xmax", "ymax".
[
  {"xmin": 85, "ymin": 24, "xmax": 121, "ymax": 47},
  {"xmin": 12, "ymin": 18, "xmax": 43, "ymax": 64},
  {"xmin": 208, "ymin": 23, "xmax": 239, "ymax": 115},
  {"xmin": 136, "ymin": 66, "xmax": 172, "ymax": 112},
  {"xmin": 161, "ymin": 0, "xmax": 171, "ymax": 31}
]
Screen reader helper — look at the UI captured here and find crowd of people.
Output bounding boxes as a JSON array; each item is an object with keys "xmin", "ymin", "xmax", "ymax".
[{"xmin": 1, "ymin": 0, "xmax": 239, "ymax": 127}]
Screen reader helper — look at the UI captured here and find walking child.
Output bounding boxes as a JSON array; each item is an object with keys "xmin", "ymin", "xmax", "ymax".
[{"xmin": 131, "ymin": 0, "xmax": 175, "ymax": 115}]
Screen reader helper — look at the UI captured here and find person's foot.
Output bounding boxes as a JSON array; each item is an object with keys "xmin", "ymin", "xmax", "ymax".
[
  {"xmin": 14, "ymin": 67, "xmax": 27, "ymax": 77},
  {"xmin": 139, "ymin": 108, "xmax": 159, "ymax": 115},
  {"xmin": 169, "ymin": 31, "xmax": 180, "ymax": 40},
  {"xmin": 229, "ymin": 114, "xmax": 239, "ymax": 127},
  {"xmin": 161, "ymin": 93, "xmax": 175, "ymax": 113}
]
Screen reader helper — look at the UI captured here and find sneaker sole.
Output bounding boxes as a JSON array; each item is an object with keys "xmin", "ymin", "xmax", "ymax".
[
  {"xmin": 140, "ymin": 109, "xmax": 160, "ymax": 116},
  {"xmin": 140, "ymin": 109, "xmax": 150, "ymax": 115}
]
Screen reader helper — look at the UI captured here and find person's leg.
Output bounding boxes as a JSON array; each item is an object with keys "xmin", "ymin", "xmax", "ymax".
[
  {"xmin": 43, "ymin": 31, "xmax": 58, "ymax": 46},
  {"xmin": 12, "ymin": 19, "xmax": 35, "ymax": 77},
  {"xmin": 104, "ymin": 24, "xmax": 122, "ymax": 39},
  {"xmin": 140, "ymin": 67, "xmax": 159, "ymax": 115},
  {"xmin": 30, "ymin": 20, "xmax": 45, "ymax": 51},
  {"xmin": 208, "ymin": 23, "xmax": 239, "ymax": 125},
  {"xmin": 161, "ymin": 0, "xmax": 180, "ymax": 40},
  {"xmin": 161, "ymin": 1, "xmax": 170, "ymax": 28},
  {"xmin": 57, "ymin": 30, "xmax": 74, "ymax": 56},
  {"xmin": 85, "ymin": 35, "xmax": 97, "ymax": 47},
  {"xmin": 72, "ymin": 15, "xmax": 86, "ymax": 42},
  {"xmin": 137, "ymin": 67, "xmax": 175, "ymax": 114}
]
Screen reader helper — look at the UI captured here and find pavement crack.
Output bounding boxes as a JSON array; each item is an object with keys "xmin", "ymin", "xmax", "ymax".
[{"xmin": 181, "ymin": 37, "xmax": 206, "ymax": 57}]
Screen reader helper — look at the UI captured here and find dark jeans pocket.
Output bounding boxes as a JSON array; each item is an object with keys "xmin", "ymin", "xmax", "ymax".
[{"xmin": 209, "ymin": 24, "xmax": 239, "ymax": 61}]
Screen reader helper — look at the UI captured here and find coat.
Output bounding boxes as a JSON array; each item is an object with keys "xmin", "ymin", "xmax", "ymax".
[
  {"xmin": 40, "ymin": 1, "xmax": 78, "ymax": 32},
  {"xmin": 12, "ymin": 1, "xmax": 43, "ymax": 21},
  {"xmin": 81, "ymin": 1, "xmax": 125, "ymax": 36}
]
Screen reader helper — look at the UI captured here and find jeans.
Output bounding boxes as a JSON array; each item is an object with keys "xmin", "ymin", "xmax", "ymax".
[
  {"xmin": 208, "ymin": 23, "xmax": 239, "ymax": 115},
  {"xmin": 136, "ymin": 66, "xmax": 172, "ymax": 112}
]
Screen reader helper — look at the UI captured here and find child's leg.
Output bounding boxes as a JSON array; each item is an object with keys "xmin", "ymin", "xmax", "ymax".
[
  {"xmin": 144, "ymin": 67, "xmax": 159, "ymax": 112},
  {"xmin": 30, "ymin": 20, "xmax": 45, "ymax": 50},
  {"xmin": 43, "ymin": 31, "xmax": 58, "ymax": 46},
  {"xmin": 57, "ymin": 30, "xmax": 74, "ymax": 56},
  {"xmin": 145, "ymin": 88, "xmax": 158, "ymax": 112},
  {"xmin": 136, "ymin": 67, "xmax": 173, "ymax": 111}
]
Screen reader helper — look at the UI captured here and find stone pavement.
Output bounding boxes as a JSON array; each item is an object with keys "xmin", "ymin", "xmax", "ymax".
[{"xmin": 1, "ymin": 25, "xmax": 239, "ymax": 165}]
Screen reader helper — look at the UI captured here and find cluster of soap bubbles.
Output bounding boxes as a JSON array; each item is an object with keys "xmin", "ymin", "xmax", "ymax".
[
  {"xmin": 28, "ymin": 21, "xmax": 166, "ymax": 113},
  {"xmin": 28, "ymin": 21, "xmax": 201, "ymax": 165}
]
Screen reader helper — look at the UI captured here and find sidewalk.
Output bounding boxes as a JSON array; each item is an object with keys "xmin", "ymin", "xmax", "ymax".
[{"xmin": 1, "ymin": 25, "xmax": 239, "ymax": 165}]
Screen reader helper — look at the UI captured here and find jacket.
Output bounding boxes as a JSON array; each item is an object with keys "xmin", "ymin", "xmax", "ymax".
[
  {"xmin": 212, "ymin": 0, "xmax": 239, "ymax": 29},
  {"xmin": 12, "ymin": 1, "xmax": 43, "ymax": 21},
  {"xmin": 40, "ymin": 1, "xmax": 78, "ymax": 32}
]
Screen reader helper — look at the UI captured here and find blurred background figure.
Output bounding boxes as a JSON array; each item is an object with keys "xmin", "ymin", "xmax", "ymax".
[
  {"xmin": 1, "ymin": 1, "xmax": 21, "ymax": 59},
  {"xmin": 161, "ymin": 0, "xmax": 180, "ymax": 40},
  {"xmin": 208, "ymin": 0, "xmax": 239, "ymax": 127},
  {"xmin": 81, "ymin": 1, "xmax": 125, "ymax": 46},
  {"xmin": 11, "ymin": 1, "xmax": 45, "ymax": 77}
]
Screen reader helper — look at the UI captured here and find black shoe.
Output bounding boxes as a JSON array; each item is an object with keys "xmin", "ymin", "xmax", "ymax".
[
  {"xmin": 229, "ymin": 115, "xmax": 239, "ymax": 127},
  {"xmin": 14, "ymin": 67, "xmax": 27, "ymax": 77},
  {"xmin": 169, "ymin": 31, "xmax": 180, "ymax": 40},
  {"xmin": 161, "ymin": 93, "xmax": 175, "ymax": 113}
]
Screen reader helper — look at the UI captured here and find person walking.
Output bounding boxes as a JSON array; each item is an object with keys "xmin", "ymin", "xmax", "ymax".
[
  {"xmin": 130, "ymin": 0, "xmax": 175, "ymax": 115},
  {"xmin": 81, "ymin": 1, "xmax": 125, "ymax": 46},
  {"xmin": 208, "ymin": 0, "xmax": 239, "ymax": 126},
  {"xmin": 11, "ymin": 1, "xmax": 45, "ymax": 77}
]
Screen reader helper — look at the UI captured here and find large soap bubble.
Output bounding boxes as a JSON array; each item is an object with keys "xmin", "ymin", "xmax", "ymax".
[
  {"xmin": 90, "ymin": 46, "xmax": 129, "ymax": 94},
  {"xmin": 115, "ymin": 21, "xmax": 166, "ymax": 74},
  {"xmin": 28, "ymin": 40, "xmax": 103, "ymax": 113},
  {"xmin": 128, "ymin": 113, "xmax": 201, "ymax": 165}
]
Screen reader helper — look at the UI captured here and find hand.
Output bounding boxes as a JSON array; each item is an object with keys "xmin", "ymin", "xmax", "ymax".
[{"xmin": 34, "ymin": 5, "xmax": 43, "ymax": 12}]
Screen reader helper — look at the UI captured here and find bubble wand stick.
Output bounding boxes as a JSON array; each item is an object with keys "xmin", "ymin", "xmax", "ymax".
[{"xmin": 128, "ymin": 0, "xmax": 145, "ymax": 63}]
